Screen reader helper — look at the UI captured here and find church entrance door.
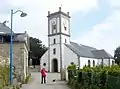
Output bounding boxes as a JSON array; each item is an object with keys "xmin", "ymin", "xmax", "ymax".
[{"xmin": 52, "ymin": 59, "xmax": 58, "ymax": 72}]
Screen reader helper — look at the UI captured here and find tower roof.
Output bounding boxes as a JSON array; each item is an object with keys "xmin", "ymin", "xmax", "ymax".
[{"xmin": 47, "ymin": 7, "xmax": 71, "ymax": 18}]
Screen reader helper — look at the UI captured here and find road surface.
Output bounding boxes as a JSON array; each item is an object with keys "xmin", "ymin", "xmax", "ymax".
[{"xmin": 21, "ymin": 72, "xmax": 70, "ymax": 89}]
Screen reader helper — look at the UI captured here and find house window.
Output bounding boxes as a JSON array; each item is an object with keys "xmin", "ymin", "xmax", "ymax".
[
  {"xmin": 88, "ymin": 60, "xmax": 91, "ymax": 67},
  {"xmin": 53, "ymin": 48, "xmax": 56, "ymax": 54},
  {"xmin": 65, "ymin": 39, "xmax": 67, "ymax": 43},
  {"xmin": 53, "ymin": 39, "xmax": 56, "ymax": 44},
  {"xmin": 93, "ymin": 60, "xmax": 95, "ymax": 67}
]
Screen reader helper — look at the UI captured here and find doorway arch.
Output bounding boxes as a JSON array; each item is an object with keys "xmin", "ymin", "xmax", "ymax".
[{"xmin": 52, "ymin": 59, "xmax": 58, "ymax": 72}]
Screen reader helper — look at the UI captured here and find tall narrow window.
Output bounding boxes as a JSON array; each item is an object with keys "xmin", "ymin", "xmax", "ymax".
[
  {"xmin": 93, "ymin": 60, "xmax": 95, "ymax": 67},
  {"xmin": 53, "ymin": 48, "xmax": 56, "ymax": 54},
  {"xmin": 88, "ymin": 60, "xmax": 91, "ymax": 67},
  {"xmin": 53, "ymin": 38, "xmax": 56, "ymax": 44},
  {"xmin": 65, "ymin": 39, "xmax": 67, "ymax": 43}
]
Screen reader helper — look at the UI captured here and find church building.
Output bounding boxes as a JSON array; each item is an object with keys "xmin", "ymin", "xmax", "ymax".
[{"xmin": 40, "ymin": 7, "xmax": 114, "ymax": 73}]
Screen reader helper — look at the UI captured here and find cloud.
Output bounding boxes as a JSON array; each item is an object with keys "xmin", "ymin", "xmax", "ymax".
[
  {"xmin": 11, "ymin": 0, "xmax": 98, "ymax": 13},
  {"xmin": 0, "ymin": 0, "xmax": 98, "ymax": 45},
  {"xmin": 74, "ymin": 0, "xmax": 120, "ymax": 56}
]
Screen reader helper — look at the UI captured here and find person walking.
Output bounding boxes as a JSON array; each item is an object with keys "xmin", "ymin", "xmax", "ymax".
[{"xmin": 40, "ymin": 67, "xmax": 47, "ymax": 84}]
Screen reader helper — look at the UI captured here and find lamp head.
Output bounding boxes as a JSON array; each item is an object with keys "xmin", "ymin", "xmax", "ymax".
[{"xmin": 20, "ymin": 12, "xmax": 27, "ymax": 17}]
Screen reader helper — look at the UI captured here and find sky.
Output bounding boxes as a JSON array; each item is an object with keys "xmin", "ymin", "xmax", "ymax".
[{"xmin": 0, "ymin": 0, "xmax": 120, "ymax": 56}]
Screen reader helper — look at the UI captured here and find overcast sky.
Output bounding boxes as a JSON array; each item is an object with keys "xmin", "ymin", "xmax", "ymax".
[{"xmin": 0, "ymin": 0, "xmax": 120, "ymax": 55}]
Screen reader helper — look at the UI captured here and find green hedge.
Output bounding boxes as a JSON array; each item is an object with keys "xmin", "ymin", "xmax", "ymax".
[
  {"xmin": 0, "ymin": 64, "xmax": 10, "ymax": 88},
  {"xmin": 67, "ymin": 65, "xmax": 120, "ymax": 89}
]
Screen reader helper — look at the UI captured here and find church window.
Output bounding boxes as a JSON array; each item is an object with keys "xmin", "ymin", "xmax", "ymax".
[
  {"xmin": 93, "ymin": 60, "xmax": 95, "ymax": 67},
  {"xmin": 53, "ymin": 48, "xmax": 56, "ymax": 54},
  {"xmin": 53, "ymin": 38, "xmax": 56, "ymax": 44},
  {"xmin": 88, "ymin": 60, "xmax": 91, "ymax": 67},
  {"xmin": 65, "ymin": 39, "xmax": 67, "ymax": 43}
]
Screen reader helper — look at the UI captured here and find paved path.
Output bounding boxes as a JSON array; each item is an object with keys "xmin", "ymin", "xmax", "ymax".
[{"xmin": 21, "ymin": 72, "xmax": 70, "ymax": 89}]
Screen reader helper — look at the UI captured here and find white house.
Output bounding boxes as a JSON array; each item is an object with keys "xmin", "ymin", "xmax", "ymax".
[{"xmin": 41, "ymin": 7, "xmax": 114, "ymax": 75}]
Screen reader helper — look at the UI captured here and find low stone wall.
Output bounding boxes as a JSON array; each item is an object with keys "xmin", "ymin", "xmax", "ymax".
[{"xmin": 0, "ymin": 56, "xmax": 9, "ymax": 65}]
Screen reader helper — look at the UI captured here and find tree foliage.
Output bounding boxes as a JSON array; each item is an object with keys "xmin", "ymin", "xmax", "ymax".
[
  {"xmin": 114, "ymin": 46, "xmax": 120, "ymax": 65},
  {"xmin": 29, "ymin": 37, "xmax": 47, "ymax": 65}
]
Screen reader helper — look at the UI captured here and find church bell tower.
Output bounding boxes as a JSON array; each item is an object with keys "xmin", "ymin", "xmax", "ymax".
[{"xmin": 47, "ymin": 7, "xmax": 71, "ymax": 74}]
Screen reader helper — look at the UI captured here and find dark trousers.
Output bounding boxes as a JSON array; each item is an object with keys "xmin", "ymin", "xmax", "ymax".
[{"xmin": 41, "ymin": 76, "xmax": 46, "ymax": 84}]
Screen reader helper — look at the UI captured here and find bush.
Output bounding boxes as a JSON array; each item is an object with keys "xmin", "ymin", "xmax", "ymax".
[
  {"xmin": 22, "ymin": 73, "xmax": 31, "ymax": 84},
  {"xmin": 67, "ymin": 65, "xmax": 120, "ymax": 89},
  {"xmin": 0, "ymin": 60, "xmax": 10, "ymax": 88}
]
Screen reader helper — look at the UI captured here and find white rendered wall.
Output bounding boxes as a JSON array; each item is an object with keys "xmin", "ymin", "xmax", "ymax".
[
  {"xmin": 57, "ymin": 17, "xmax": 60, "ymax": 33},
  {"xmin": 49, "ymin": 44, "xmax": 61, "ymax": 72},
  {"xmin": 61, "ymin": 35, "xmax": 70, "ymax": 44},
  {"xmin": 98, "ymin": 59, "xmax": 114, "ymax": 66},
  {"xmin": 49, "ymin": 35, "xmax": 60, "ymax": 45},
  {"xmin": 49, "ymin": 17, "xmax": 60, "ymax": 34},
  {"xmin": 40, "ymin": 50, "xmax": 48, "ymax": 70},
  {"xmin": 63, "ymin": 45, "xmax": 78, "ymax": 68},
  {"xmin": 80, "ymin": 57, "xmax": 98, "ymax": 68},
  {"xmin": 61, "ymin": 17, "xmax": 70, "ymax": 35}
]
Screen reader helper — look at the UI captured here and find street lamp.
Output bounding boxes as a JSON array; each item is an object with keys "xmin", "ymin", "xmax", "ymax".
[{"xmin": 10, "ymin": 9, "xmax": 27, "ymax": 85}]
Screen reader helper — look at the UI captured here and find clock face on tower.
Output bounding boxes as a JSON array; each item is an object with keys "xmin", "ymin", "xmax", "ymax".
[
  {"xmin": 51, "ymin": 18, "xmax": 57, "ymax": 33},
  {"xmin": 52, "ymin": 18, "xmax": 56, "ymax": 25}
]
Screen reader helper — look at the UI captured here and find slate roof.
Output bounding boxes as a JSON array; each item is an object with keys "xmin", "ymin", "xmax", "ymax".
[
  {"xmin": 0, "ymin": 23, "xmax": 11, "ymax": 33},
  {"xmin": 0, "ymin": 22, "xmax": 28, "ymax": 42},
  {"xmin": 65, "ymin": 42, "xmax": 113, "ymax": 59}
]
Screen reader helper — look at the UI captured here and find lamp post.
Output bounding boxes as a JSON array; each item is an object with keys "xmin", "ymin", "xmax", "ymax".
[{"xmin": 10, "ymin": 9, "xmax": 27, "ymax": 85}]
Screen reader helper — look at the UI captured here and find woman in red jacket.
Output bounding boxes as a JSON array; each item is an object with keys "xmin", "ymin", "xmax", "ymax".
[{"xmin": 41, "ymin": 67, "xmax": 47, "ymax": 84}]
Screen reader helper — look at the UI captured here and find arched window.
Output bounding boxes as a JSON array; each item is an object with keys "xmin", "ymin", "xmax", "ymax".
[
  {"xmin": 53, "ymin": 38, "xmax": 56, "ymax": 44},
  {"xmin": 88, "ymin": 60, "xmax": 91, "ymax": 67},
  {"xmin": 65, "ymin": 39, "xmax": 67, "ymax": 43},
  {"xmin": 93, "ymin": 60, "xmax": 95, "ymax": 67},
  {"xmin": 53, "ymin": 48, "xmax": 56, "ymax": 54}
]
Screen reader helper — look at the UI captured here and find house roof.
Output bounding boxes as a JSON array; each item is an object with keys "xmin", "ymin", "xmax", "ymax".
[
  {"xmin": 92, "ymin": 49, "xmax": 113, "ymax": 59},
  {"xmin": 65, "ymin": 42, "xmax": 113, "ymax": 59},
  {"xmin": 0, "ymin": 23, "xmax": 11, "ymax": 33},
  {"xmin": 0, "ymin": 22, "xmax": 28, "ymax": 42}
]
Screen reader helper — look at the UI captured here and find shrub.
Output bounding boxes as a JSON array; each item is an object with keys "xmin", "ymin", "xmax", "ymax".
[
  {"xmin": 22, "ymin": 73, "xmax": 31, "ymax": 84},
  {"xmin": 0, "ymin": 59, "xmax": 10, "ymax": 88},
  {"xmin": 67, "ymin": 64, "xmax": 120, "ymax": 89}
]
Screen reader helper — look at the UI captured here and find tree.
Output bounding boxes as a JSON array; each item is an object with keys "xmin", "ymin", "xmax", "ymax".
[
  {"xmin": 114, "ymin": 46, "xmax": 120, "ymax": 65},
  {"xmin": 29, "ymin": 37, "xmax": 47, "ymax": 65}
]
